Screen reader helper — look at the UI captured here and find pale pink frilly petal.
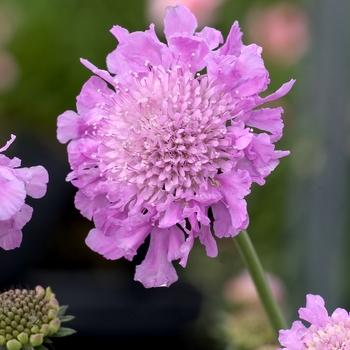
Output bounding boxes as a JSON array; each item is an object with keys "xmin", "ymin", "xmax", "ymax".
[
  {"xmin": 14, "ymin": 165, "xmax": 49, "ymax": 199},
  {"xmin": 278, "ymin": 321, "xmax": 307, "ymax": 350},
  {"xmin": 164, "ymin": 3, "xmax": 197, "ymax": 38},
  {"xmin": 135, "ymin": 227, "xmax": 179, "ymax": 288},
  {"xmin": 299, "ymin": 294, "xmax": 329, "ymax": 327},
  {"xmin": 0, "ymin": 204, "xmax": 33, "ymax": 250},
  {"xmin": 0, "ymin": 171, "xmax": 26, "ymax": 220}
]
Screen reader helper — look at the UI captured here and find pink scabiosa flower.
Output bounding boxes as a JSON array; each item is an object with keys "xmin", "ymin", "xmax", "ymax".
[
  {"xmin": 57, "ymin": 4, "xmax": 294, "ymax": 288},
  {"xmin": 0, "ymin": 135, "xmax": 49, "ymax": 250},
  {"xmin": 278, "ymin": 294, "xmax": 350, "ymax": 349}
]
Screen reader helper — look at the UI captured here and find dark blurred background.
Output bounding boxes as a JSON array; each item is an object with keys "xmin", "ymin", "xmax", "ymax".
[{"xmin": 0, "ymin": 0, "xmax": 349, "ymax": 349}]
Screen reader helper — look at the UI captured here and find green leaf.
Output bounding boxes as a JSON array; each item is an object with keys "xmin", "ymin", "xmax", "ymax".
[
  {"xmin": 42, "ymin": 338, "xmax": 52, "ymax": 344},
  {"xmin": 57, "ymin": 305, "xmax": 69, "ymax": 317},
  {"xmin": 22, "ymin": 344, "xmax": 33, "ymax": 350},
  {"xmin": 50, "ymin": 327, "xmax": 76, "ymax": 337},
  {"xmin": 59, "ymin": 315, "xmax": 75, "ymax": 323},
  {"xmin": 34, "ymin": 345, "xmax": 49, "ymax": 350}
]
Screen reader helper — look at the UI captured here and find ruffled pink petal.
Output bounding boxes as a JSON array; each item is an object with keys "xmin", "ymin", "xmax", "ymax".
[
  {"xmin": 217, "ymin": 21, "xmax": 243, "ymax": 56},
  {"xmin": 331, "ymin": 307, "xmax": 349, "ymax": 322},
  {"xmin": 57, "ymin": 110, "xmax": 80, "ymax": 144},
  {"xmin": 195, "ymin": 26, "xmax": 223, "ymax": 50},
  {"xmin": 212, "ymin": 201, "xmax": 240, "ymax": 238},
  {"xmin": 183, "ymin": 201, "xmax": 210, "ymax": 226},
  {"xmin": 11, "ymin": 203, "xmax": 33, "ymax": 229},
  {"xmin": 80, "ymin": 58, "xmax": 117, "ymax": 87},
  {"xmin": 107, "ymin": 25, "xmax": 168, "ymax": 75},
  {"xmin": 198, "ymin": 224, "xmax": 218, "ymax": 258},
  {"xmin": 164, "ymin": 3, "xmax": 197, "ymax": 39},
  {"xmin": 179, "ymin": 233, "xmax": 194, "ymax": 267},
  {"xmin": 227, "ymin": 121, "xmax": 253, "ymax": 150},
  {"xmin": 299, "ymin": 294, "xmax": 329, "ymax": 327},
  {"xmin": 0, "ymin": 228, "xmax": 22, "ymax": 250},
  {"xmin": 66, "ymin": 138, "xmax": 99, "ymax": 173},
  {"xmin": 278, "ymin": 320, "xmax": 307, "ymax": 350},
  {"xmin": 167, "ymin": 225, "xmax": 185, "ymax": 262},
  {"xmin": 257, "ymin": 79, "xmax": 296, "ymax": 105},
  {"xmin": 167, "ymin": 35, "xmax": 209, "ymax": 73},
  {"xmin": 0, "ymin": 134, "xmax": 16, "ymax": 152},
  {"xmin": 85, "ymin": 228, "xmax": 126, "ymax": 260},
  {"xmin": 158, "ymin": 200, "xmax": 184, "ymax": 228},
  {"xmin": 0, "ymin": 171, "xmax": 26, "ymax": 220},
  {"xmin": 76, "ymin": 76, "xmax": 113, "ymax": 114},
  {"xmin": 0, "ymin": 204, "xmax": 33, "ymax": 250},
  {"xmin": 216, "ymin": 170, "xmax": 251, "ymax": 230},
  {"xmin": 232, "ymin": 44, "xmax": 269, "ymax": 95},
  {"xmin": 109, "ymin": 25, "xmax": 129, "ymax": 44},
  {"xmin": 114, "ymin": 224, "xmax": 152, "ymax": 261},
  {"xmin": 134, "ymin": 227, "xmax": 178, "ymax": 288},
  {"xmin": 74, "ymin": 191, "xmax": 109, "ymax": 220},
  {"xmin": 14, "ymin": 166, "xmax": 49, "ymax": 199},
  {"xmin": 247, "ymin": 107, "xmax": 285, "ymax": 142}
]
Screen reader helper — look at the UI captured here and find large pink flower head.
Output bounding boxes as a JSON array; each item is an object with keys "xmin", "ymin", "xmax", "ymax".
[
  {"xmin": 57, "ymin": 4, "xmax": 294, "ymax": 288},
  {"xmin": 278, "ymin": 294, "xmax": 350, "ymax": 349},
  {"xmin": 0, "ymin": 135, "xmax": 49, "ymax": 250}
]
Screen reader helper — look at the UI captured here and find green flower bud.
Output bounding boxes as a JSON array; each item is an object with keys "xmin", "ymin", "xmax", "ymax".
[
  {"xmin": 30, "ymin": 325, "xmax": 40, "ymax": 334},
  {"xmin": 34, "ymin": 286, "xmax": 45, "ymax": 298},
  {"xmin": 29, "ymin": 333, "xmax": 43, "ymax": 347},
  {"xmin": 48, "ymin": 309, "xmax": 58, "ymax": 320},
  {"xmin": 49, "ymin": 318, "xmax": 61, "ymax": 335},
  {"xmin": 49, "ymin": 298, "xmax": 59, "ymax": 312},
  {"xmin": 0, "ymin": 335, "xmax": 6, "ymax": 345},
  {"xmin": 40, "ymin": 324, "xmax": 50, "ymax": 336},
  {"xmin": 6, "ymin": 339, "xmax": 22, "ymax": 350},
  {"xmin": 16, "ymin": 332, "xmax": 28, "ymax": 344},
  {"xmin": 45, "ymin": 287, "xmax": 55, "ymax": 301}
]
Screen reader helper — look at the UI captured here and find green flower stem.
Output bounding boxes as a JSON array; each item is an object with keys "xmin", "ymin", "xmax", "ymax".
[{"xmin": 233, "ymin": 230, "xmax": 287, "ymax": 336}]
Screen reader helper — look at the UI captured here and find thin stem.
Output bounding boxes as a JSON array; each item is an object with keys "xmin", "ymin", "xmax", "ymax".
[{"xmin": 233, "ymin": 230, "xmax": 287, "ymax": 336}]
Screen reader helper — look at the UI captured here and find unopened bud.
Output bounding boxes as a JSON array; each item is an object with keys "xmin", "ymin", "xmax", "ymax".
[
  {"xmin": 49, "ymin": 318, "xmax": 61, "ymax": 335},
  {"xmin": 6, "ymin": 339, "xmax": 22, "ymax": 350},
  {"xmin": 45, "ymin": 287, "xmax": 56, "ymax": 301},
  {"xmin": 35, "ymin": 286, "xmax": 45, "ymax": 297},
  {"xmin": 49, "ymin": 298, "xmax": 59, "ymax": 311},
  {"xmin": 48, "ymin": 309, "xmax": 58, "ymax": 320},
  {"xmin": 40, "ymin": 324, "xmax": 50, "ymax": 336},
  {"xmin": 29, "ymin": 333, "xmax": 44, "ymax": 347},
  {"xmin": 30, "ymin": 325, "xmax": 40, "ymax": 334},
  {"xmin": 16, "ymin": 332, "xmax": 28, "ymax": 344}
]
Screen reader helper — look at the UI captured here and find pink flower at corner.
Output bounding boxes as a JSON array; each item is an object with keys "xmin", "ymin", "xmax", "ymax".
[
  {"xmin": 0, "ymin": 135, "xmax": 49, "ymax": 250},
  {"xmin": 57, "ymin": 4, "xmax": 294, "ymax": 288},
  {"xmin": 278, "ymin": 294, "xmax": 350, "ymax": 349}
]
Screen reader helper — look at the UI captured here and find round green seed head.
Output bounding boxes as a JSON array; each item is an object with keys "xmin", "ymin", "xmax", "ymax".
[{"xmin": 1, "ymin": 286, "xmax": 61, "ymax": 346}]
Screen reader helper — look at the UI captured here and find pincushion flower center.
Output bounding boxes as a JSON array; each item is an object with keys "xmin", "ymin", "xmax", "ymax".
[
  {"xmin": 103, "ymin": 64, "xmax": 233, "ymax": 196},
  {"xmin": 304, "ymin": 322, "xmax": 350, "ymax": 350}
]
